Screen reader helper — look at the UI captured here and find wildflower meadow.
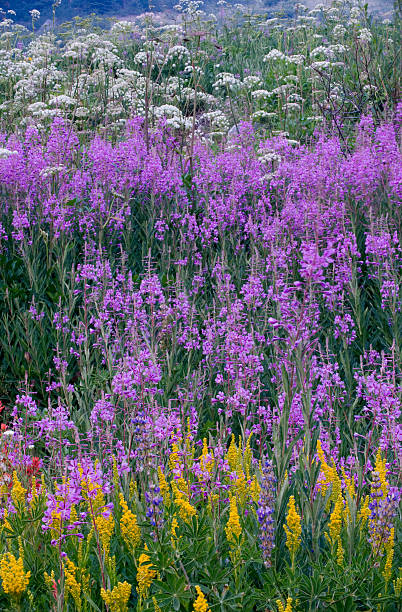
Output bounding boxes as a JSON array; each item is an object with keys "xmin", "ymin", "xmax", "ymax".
[{"xmin": 0, "ymin": 0, "xmax": 400, "ymax": 610}]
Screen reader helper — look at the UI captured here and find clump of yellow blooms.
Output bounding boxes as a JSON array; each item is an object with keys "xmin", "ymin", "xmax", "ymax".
[
  {"xmin": 383, "ymin": 528, "xmax": 395, "ymax": 585},
  {"xmin": 153, "ymin": 596, "xmax": 162, "ymax": 612},
  {"xmin": 169, "ymin": 443, "xmax": 181, "ymax": 472},
  {"xmin": 284, "ymin": 496, "xmax": 301, "ymax": 568},
  {"xmin": 44, "ymin": 569, "xmax": 56, "ymax": 591},
  {"xmin": 193, "ymin": 585, "xmax": 210, "ymax": 612},
  {"xmin": 393, "ymin": 568, "xmax": 402, "ymax": 598},
  {"xmin": 119, "ymin": 493, "xmax": 141, "ymax": 550},
  {"xmin": 234, "ymin": 472, "xmax": 248, "ymax": 508},
  {"xmin": 136, "ymin": 550, "xmax": 156, "ymax": 598},
  {"xmin": 101, "ymin": 581, "xmax": 132, "ymax": 612},
  {"xmin": 316, "ymin": 441, "xmax": 341, "ymax": 506},
  {"xmin": 0, "ymin": 551, "xmax": 31, "ymax": 600},
  {"xmin": 200, "ymin": 438, "xmax": 214, "ymax": 476},
  {"xmin": 95, "ymin": 511, "xmax": 115, "ymax": 556},
  {"xmin": 11, "ymin": 471, "xmax": 26, "ymax": 507},
  {"xmin": 357, "ymin": 495, "xmax": 370, "ymax": 528},
  {"xmin": 225, "ymin": 496, "xmax": 242, "ymax": 544},
  {"xmin": 373, "ymin": 449, "xmax": 388, "ymax": 500},
  {"xmin": 250, "ymin": 474, "xmax": 261, "ymax": 503},
  {"xmin": 158, "ymin": 467, "xmax": 170, "ymax": 507},
  {"xmin": 64, "ymin": 558, "xmax": 82, "ymax": 611},
  {"xmin": 276, "ymin": 596, "xmax": 293, "ymax": 612},
  {"xmin": 171, "ymin": 516, "xmax": 180, "ymax": 548},
  {"xmin": 226, "ymin": 435, "xmax": 243, "ymax": 473},
  {"xmin": 325, "ymin": 494, "xmax": 344, "ymax": 566},
  {"xmin": 172, "ymin": 480, "xmax": 197, "ymax": 523}
]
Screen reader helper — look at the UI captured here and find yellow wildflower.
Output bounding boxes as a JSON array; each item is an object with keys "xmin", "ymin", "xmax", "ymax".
[
  {"xmin": 169, "ymin": 443, "xmax": 180, "ymax": 471},
  {"xmin": 0, "ymin": 552, "xmax": 31, "ymax": 600},
  {"xmin": 358, "ymin": 495, "xmax": 370, "ymax": 528},
  {"xmin": 136, "ymin": 551, "xmax": 156, "ymax": 598},
  {"xmin": 119, "ymin": 493, "xmax": 141, "ymax": 550},
  {"xmin": 284, "ymin": 496, "xmax": 301, "ymax": 567},
  {"xmin": 158, "ymin": 467, "xmax": 170, "ymax": 506},
  {"xmin": 326, "ymin": 495, "xmax": 343, "ymax": 544},
  {"xmin": 234, "ymin": 472, "xmax": 248, "ymax": 508},
  {"xmin": 225, "ymin": 496, "xmax": 242, "ymax": 544},
  {"xmin": 153, "ymin": 596, "xmax": 162, "ymax": 612},
  {"xmin": 276, "ymin": 596, "xmax": 293, "ymax": 612},
  {"xmin": 316, "ymin": 441, "xmax": 341, "ymax": 506},
  {"xmin": 95, "ymin": 512, "xmax": 114, "ymax": 555},
  {"xmin": 175, "ymin": 495, "xmax": 197, "ymax": 523},
  {"xmin": 11, "ymin": 471, "xmax": 26, "ymax": 507},
  {"xmin": 101, "ymin": 581, "xmax": 131, "ymax": 612},
  {"xmin": 374, "ymin": 449, "xmax": 388, "ymax": 499},
  {"xmin": 250, "ymin": 475, "xmax": 261, "ymax": 503},
  {"xmin": 383, "ymin": 528, "xmax": 395, "ymax": 585},
  {"xmin": 44, "ymin": 569, "xmax": 56, "ymax": 595},
  {"xmin": 200, "ymin": 438, "xmax": 214, "ymax": 475},
  {"xmin": 193, "ymin": 585, "xmax": 210, "ymax": 612},
  {"xmin": 129, "ymin": 479, "xmax": 137, "ymax": 499},
  {"xmin": 393, "ymin": 568, "xmax": 402, "ymax": 597},
  {"xmin": 226, "ymin": 435, "xmax": 238, "ymax": 471},
  {"xmin": 64, "ymin": 558, "xmax": 81, "ymax": 611}
]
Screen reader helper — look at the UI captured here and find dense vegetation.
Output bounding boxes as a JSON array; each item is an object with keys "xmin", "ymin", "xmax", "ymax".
[{"xmin": 0, "ymin": 1, "xmax": 400, "ymax": 610}]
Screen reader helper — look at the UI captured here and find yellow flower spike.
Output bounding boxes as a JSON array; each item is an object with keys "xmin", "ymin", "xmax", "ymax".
[
  {"xmin": 358, "ymin": 495, "xmax": 370, "ymax": 529},
  {"xmin": 316, "ymin": 441, "xmax": 342, "ymax": 508},
  {"xmin": 374, "ymin": 449, "xmax": 388, "ymax": 500},
  {"xmin": 193, "ymin": 585, "xmax": 210, "ymax": 612},
  {"xmin": 225, "ymin": 496, "xmax": 242, "ymax": 544},
  {"xmin": 112, "ymin": 457, "xmax": 119, "ymax": 490},
  {"xmin": 2, "ymin": 509, "xmax": 11, "ymax": 533},
  {"xmin": 64, "ymin": 558, "xmax": 82, "ymax": 611},
  {"xmin": 383, "ymin": 528, "xmax": 395, "ymax": 586},
  {"xmin": 276, "ymin": 596, "xmax": 292, "ymax": 612},
  {"xmin": 226, "ymin": 435, "xmax": 237, "ymax": 471},
  {"xmin": 136, "ymin": 552, "xmax": 156, "ymax": 598},
  {"xmin": 327, "ymin": 495, "xmax": 343, "ymax": 544},
  {"xmin": 175, "ymin": 494, "xmax": 197, "ymax": 523},
  {"xmin": 171, "ymin": 516, "xmax": 179, "ymax": 544},
  {"xmin": 200, "ymin": 438, "xmax": 214, "ymax": 476},
  {"xmin": 129, "ymin": 479, "xmax": 137, "ymax": 499},
  {"xmin": 11, "ymin": 471, "xmax": 26, "ymax": 508},
  {"xmin": 153, "ymin": 596, "xmax": 162, "ymax": 612},
  {"xmin": 0, "ymin": 552, "xmax": 31, "ymax": 600},
  {"xmin": 250, "ymin": 475, "xmax": 261, "ymax": 503},
  {"xmin": 95, "ymin": 512, "xmax": 114, "ymax": 556},
  {"xmin": 44, "ymin": 569, "xmax": 55, "ymax": 590},
  {"xmin": 169, "ymin": 443, "xmax": 180, "ymax": 471},
  {"xmin": 234, "ymin": 472, "xmax": 247, "ymax": 508},
  {"xmin": 119, "ymin": 493, "xmax": 141, "ymax": 550},
  {"xmin": 393, "ymin": 568, "xmax": 402, "ymax": 597},
  {"xmin": 284, "ymin": 496, "xmax": 301, "ymax": 569},
  {"xmin": 158, "ymin": 467, "xmax": 170, "ymax": 507},
  {"xmin": 101, "ymin": 581, "xmax": 131, "ymax": 612}
]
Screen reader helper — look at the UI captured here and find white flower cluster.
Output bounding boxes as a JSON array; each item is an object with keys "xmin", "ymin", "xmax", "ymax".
[
  {"xmin": 213, "ymin": 72, "xmax": 241, "ymax": 92},
  {"xmin": 0, "ymin": 148, "xmax": 18, "ymax": 159},
  {"xmin": 358, "ymin": 28, "xmax": 372, "ymax": 44},
  {"xmin": 152, "ymin": 104, "xmax": 192, "ymax": 130},
  {"xmin": 166, "ymin": 45, "xmax": 190, "ymax": 63},
  {"xmin": 242, "ymin": 75, "xmax": 263, "ymax": 90},
  {"xmin": 199, "ymin": 110, "xmax": 230, "ymax": 132},
  {"xmin": 263, "ymin": 49, "xmax": 285, "ymax": 62}
]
